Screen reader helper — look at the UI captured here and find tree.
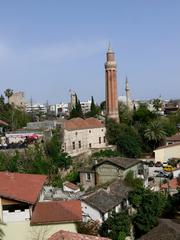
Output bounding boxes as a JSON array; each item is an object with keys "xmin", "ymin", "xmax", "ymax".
[
  {"xmin": 144, "ymin": 121, "xmax": 166, "ymax": 149},
  {"xmin": 116, "ymin": 124, "xmax": 142, "ymax": 158},
  {"xmin": 4, "ymin": 89, "xmax": 13, "ymax": 104},
  {"xmin": 125, "ymin": 170, "xmax": 144, "ymax": 189},
  {"xmin": 153, "ymin": 98, "xmax": 162, "ymax": 112},
  {"xmin": 129, "ymin": 188, "xmax": 168, "ymax": 238},
  {"xmin": 106, "ymin": 120, "xmax": 142, "ymax": 157},
  {"xmin": 118, "ymin": 102, "xmax": 133, "ymax": 125},
  {"xmin": 69, "ymin": 94, "xmax": 84, "ymax": 119},
  {"xmin": 100, "ymin": 211, "xmax": 131, "ymax": 240},
  {"xmin": 86, "ymin": 96, "xmax": 100, "ymax": 117},
  {"xmin": 133, "ymin": 103, "xmax": 157, "ymax": 124}
]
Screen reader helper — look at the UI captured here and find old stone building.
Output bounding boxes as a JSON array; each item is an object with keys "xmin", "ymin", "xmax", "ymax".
[
  {"xmin": 62, "ymin": 118, "xmax": 107, "ymax": 157},
  {"xmin": 79, "ymin": 157, "xmax": 147, "ymax": 190}
]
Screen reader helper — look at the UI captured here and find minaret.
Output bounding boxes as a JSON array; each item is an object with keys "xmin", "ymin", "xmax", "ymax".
[
  {"xmin": 105, "ymin": 44, "xmax": 119, "ymax": 122},
  {"xmin": 125, "ymin": 76, "xmax": 130, "ymax": 108}
]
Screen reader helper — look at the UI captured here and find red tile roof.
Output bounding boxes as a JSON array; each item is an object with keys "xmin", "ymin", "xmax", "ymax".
[
  {"xmin": 64, "ymin": 118, "xmax": 104, "ymax": 131},
  {"xmin": 166, "ymin": 132, "xmax": 180, "ymax": 141},
  {"xmin": 63, "ymin": 182, "xmax": 79, "ymax": 191},
  {"xmin": 160, "ymin": 178, "xmax": 180, "ymax": 190},
  {"xmin": 48, "ymin": 230, "xmax": 111, "ymax": 240},
  {"xmin": 0, "ymin": 172, "xmax": 46, "ymax": 204},
  {"xmin": 31, "ymin": 200, "xmax": 82, "ymax": 225},
  {"xmin": 155, "ymin": 142, "xmax": 180, "ymax": 150}
]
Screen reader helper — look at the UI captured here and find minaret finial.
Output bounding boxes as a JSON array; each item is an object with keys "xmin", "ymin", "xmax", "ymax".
[{"xmin": 108, "ymin": 42, "xmax": 113, "ymax": 53}]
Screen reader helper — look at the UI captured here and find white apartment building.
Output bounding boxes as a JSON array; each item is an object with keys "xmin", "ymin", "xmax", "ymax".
[
  {"xmin": 62, "ymin": 117, "xmax": 106, "ymax": 156},
  {"xmin": 80, "ymin": 100, "xmax": 91, "ymax": 114},
  {"xmin": 49, "ymin": 103, "xmax": 69, "ymax": 116}
]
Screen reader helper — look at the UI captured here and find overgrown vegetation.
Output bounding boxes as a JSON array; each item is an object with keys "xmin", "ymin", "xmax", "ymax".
[
  {"xmin": 100, "ymin": 211, "xmax": 131, "ymax": 240},
  {"xmin": 0, "ymin": 130, "xmax": 71, "ymax": 187},
  {"xmin": 106, "ymin": 101, "xmax": 180, "ymax": 157}
]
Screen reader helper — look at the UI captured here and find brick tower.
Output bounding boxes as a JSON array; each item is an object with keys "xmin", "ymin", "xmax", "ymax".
[{"xmin": 105, "ymin": 44, "xmax": 119, "ymax": 122}]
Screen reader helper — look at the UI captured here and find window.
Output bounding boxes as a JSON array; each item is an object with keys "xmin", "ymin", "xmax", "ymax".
[
  {"xmin": 89, "ymin": 143, "xmax": 92, "ymax": 148},
  {"xmin": 86, "ymin": 173, "xmax": 91, "ymax": 181},
  {"xmin": 101, "ymin": 129, "xmax": 104, "ymax": 132},
  {"xmin": 99, "ymin": 137, "xmax": 101, "ymax": 144},
  {"xmin": 89, "ymin": 130, "xmax": 91, "ymax": 133},
  {"xmin": 72, "ymin": 141, "xmax": 75, "ymax": 150},
  {"xmin": 75, "ymin": 132, "xmax": 78, "ymax": 136},
  {"xmin": 104, "ymin": 136, "xmax": 106, "ymax": 143},
  {"xmin": 78, "ymin": 140, "xmax": 81, "ymax": 149}
]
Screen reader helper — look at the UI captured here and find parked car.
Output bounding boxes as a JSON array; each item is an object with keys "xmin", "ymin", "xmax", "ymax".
[
  {"xmin": 155, "ymin": 161, "xmax": 162, "ymax": 167},
  {"xmin": 148, "ymin": 161, "xmax": 154, "ymax": 167},
  {"xmin": 156, "ymin": 172, "xmax": 169, "ymax": 178},
  {"xmin": 163, "ymin": 165, "xmax": 175, "ymax": 172}
]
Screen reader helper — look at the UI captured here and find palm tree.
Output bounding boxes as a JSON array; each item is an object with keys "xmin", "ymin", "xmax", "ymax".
[
  {"xmin": 4, "ymin": 88, "xmax": 13, "ymax": 104},
  {"xmin": 153, "ymin": 98, "xmax": 162, "ymax": 112},
  {"xmin": 144, "ymin": 121, "xmax": 166, "ymax": 149}
]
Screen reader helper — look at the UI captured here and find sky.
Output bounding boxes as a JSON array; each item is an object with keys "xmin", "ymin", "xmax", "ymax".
[{"xmin": 0, "ymin": 0, "xmax": 180, "ymax": 104}]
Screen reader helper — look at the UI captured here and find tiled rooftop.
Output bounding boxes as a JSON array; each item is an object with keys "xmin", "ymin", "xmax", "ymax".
[
  {"xmin": 31, "ymin": 200, "xmax": 82, "ymax": 225},
  {"xmin": 0, "ymin": 172, "xmax": 46, "ymax": 204},
  {"xmin": 48, "ymin": 230, "xmax": 111, "ymax": 240},
  {"xmin": 64, "ymin": 117, "xmax": 104, "ymax": 131}
]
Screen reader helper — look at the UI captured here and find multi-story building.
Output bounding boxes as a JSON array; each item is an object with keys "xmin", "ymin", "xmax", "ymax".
[
  {"xmin": 9, "ymin": 92, "xmax": 26, "ymax": 108},
  {"xmin": 62, "ymin": 117, "xmax": 107, "ymax": 156},
  {"xmin": 49, "ymin": 103, "xmax": 69, "ymax": 117},
  {"xmin": 80, "ymin": 100, "xmax": 91, "ymax": 114},
  {"xmin": 0, "ymin": 172, "xmax": 82, "ymax": 240},
  {"xmin": 26, "ymin": 103, "xmax": 47, "ymax": 114}
]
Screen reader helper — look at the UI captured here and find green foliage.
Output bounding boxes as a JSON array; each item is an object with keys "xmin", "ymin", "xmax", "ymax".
[
  {"xmin": 106, "ymin": 119, "xmax": 121, "ymax": 144},
  {"xmin": 0, "ymin": 93, "xmax": 30, "ymax": 130},
  {"xmin": 129, "ymin": 188, "xmax": 168, "ymax": 238},
  {"xmin": 118, "ymin": 231, "xmax": 126, "ymax": 240},
  {"xmin": 0, "ymin": 130, "xmax": 71, "ymax": 186},
  {"xmin": 133, "ymin": 104, "xmax": 157, "ymax": 124},
  {"xmin": 153, "ymin": 98, "xmax": 162, "ymax": 112},
  {"xmin": 65, "ymin": 170, "xmax": 79, "ymax": 183},
  {"xmin": 69, "ymin": 94, "xmax": 84, "ymax": 119},
  {"xmin": 92, "ymin": 149, "xmax": 119, "ymax": 158},
  {"xmin": 106, "ymin": 120, "xmax": 141, "ymax": 157},
  {"xmin": 118, "ymin": 102, "xmax": 133, "ymax": 125},
  {"xmin": 100, "ymin": 100, "xmax": 106, "ymax": 111},
  {"xmin": 4, "ymin": 88, "xmax": 13, "ymax": 103},
  {"xmin": 86, "ymin": 96, "xmax": 101, "ymax": 117},
  {"xmin": 100, "ymin": 211, "xmax": 131, "ymax": 240},
  {"xmin": 116, "ymin": 124, "xmax": 142, "ymax": 157},
  {"xmin": 144, "ymin": 121, "xmax": 166, "ymax": 149},
  {"xmin": 125, "ymin": 170, "xmax": 144, "ymax": 189}
]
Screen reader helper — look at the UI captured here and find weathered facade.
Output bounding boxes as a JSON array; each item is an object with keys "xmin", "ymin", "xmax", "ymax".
[
  {"xmin": 62, "ymin": 118, "xmax": 107, "ymax": 157},
  {"xmin": 79, "ymin": 157, "xmax": 146, "ymax": 190}
]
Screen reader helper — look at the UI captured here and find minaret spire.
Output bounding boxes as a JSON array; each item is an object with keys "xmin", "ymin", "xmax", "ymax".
[
  {"xmin": 125, "ymin": 76, "xmax": 130, "ymax": 108},
  {"xmin": 105, "ymin": 44, "xmax": 119, "ymax": 122}
]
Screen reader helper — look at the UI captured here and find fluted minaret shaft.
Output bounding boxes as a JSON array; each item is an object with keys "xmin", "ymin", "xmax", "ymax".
[{"xmin": 105, "ymin": 45, "xmax": 119, "ymax": 122}]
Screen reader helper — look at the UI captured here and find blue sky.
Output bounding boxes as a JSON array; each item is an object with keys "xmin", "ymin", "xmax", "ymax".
[{"xmin": 0, "ymin": 0, "xmax": 180, "ymax": 104}]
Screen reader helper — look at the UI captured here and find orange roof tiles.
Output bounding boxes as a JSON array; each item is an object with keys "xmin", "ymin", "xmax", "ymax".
[
  {"xmin": 166, "ymin": 132, "xmax": 180, "ymax": 141},
  {"xmin": 155, "ymin": 142, "xmax": 180, "ymax": 150},
  {"xmin": 64, "ymin": 118, "xmax": 104, "ymax": 131},
  {"xmin": 161, "ymin": 178, "xmax": 180, "ymax": 190},
  {"xmin": 0, "ymin": 172, "xmax": 46, "ymax": 204},
  {"xmin": 48, "ymin": 230, "xmax": 111, "ymax": 240},
  {"xmin": 64, "ymin": 182, "xmax": 79, "ymax": 191},
  {"xmin": 31, "ymin": 200, "xmax": 82, "ymax": 225}
]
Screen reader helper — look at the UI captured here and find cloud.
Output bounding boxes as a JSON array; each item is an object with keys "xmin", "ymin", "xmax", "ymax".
[{"xmin": 0, "ymin": 39, "xmax": 107, "ymax": 65}]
